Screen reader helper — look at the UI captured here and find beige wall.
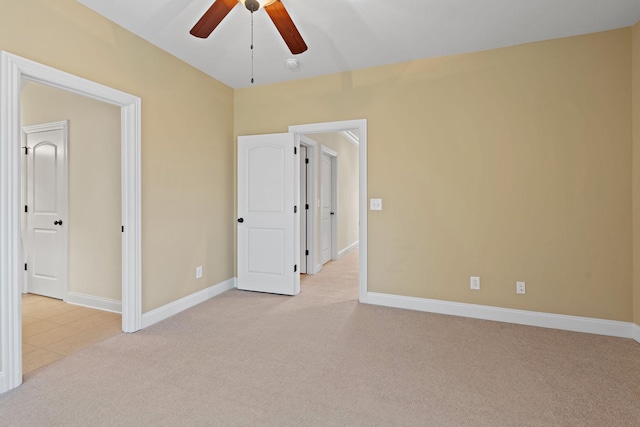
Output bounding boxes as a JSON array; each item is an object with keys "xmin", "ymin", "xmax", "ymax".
[
  {"xmin": 1, "ymin": 0, "xmax": 235, "ymax": 312},
  {"xmin": 236, "ymin": 29, "xmax": 634, "ymax": 321},
  {"xmin": 2, "ymin": 0, "xmax": 637, "ymax": 325},
  {"xmin": 633, "ymin": 21, "xmax": 640, "ymax": 327},
  {"xmin": 21, "ymin": 82, "xmax": 122, "ymax": 301},
  {"xmin": 310, "ymin": 132, "xmax": 359, "ymax": 255}
]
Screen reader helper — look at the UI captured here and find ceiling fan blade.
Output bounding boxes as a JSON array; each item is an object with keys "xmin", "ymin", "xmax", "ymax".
[
  {"xmin": 264, "ymin": 1, "xmax": 308, "ymax": 55},
  {"xmin": 190, "ymin": 0, "xmax": 237, "ymax": 38}
]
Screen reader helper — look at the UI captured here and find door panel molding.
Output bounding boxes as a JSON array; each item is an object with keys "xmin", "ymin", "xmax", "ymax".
[{"xmin": 0, "ymin": 51, "xmax": 142, "ymax": 393}]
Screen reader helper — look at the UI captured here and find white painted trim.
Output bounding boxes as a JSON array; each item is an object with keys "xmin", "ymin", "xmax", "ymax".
[
  {"xmin": 338, "ymin": 241, "xmax": 359, "ymax": 259},
  {"xmin": 321, "ymin": 145, "xmax": 338, "ymax": 158},
  {"xmin": 0, "ymin": 51, "xmax": 142, "ymax": 394},
  {"xmin": 339, "ymin": 130, "xmax": 359, "ymax": 146},
  {"xmin": 290, "ymin": 119, "xmax": 367, "ymax": 303},
  {"xmin": 65, "ymin": 292, "xmax": 122, "ymax": 314},
  {"xmin": 633, "ymin": 323, "xmax": 640, "ymax": 344},
  {"xmin": 367, "ymin": 292, "xmax": 635, "ymax": 339},
  {"xmin": 141, "ymin": 278, "xmax": 236, "ymax": 329},
  {"xmin": 298, "ymin": 135, "xmax": 319, "ymax": 274}
]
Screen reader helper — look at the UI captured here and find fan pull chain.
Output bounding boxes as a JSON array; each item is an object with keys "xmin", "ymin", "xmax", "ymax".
[{"xmin": 250, "ymin": 11, "xmax": 254, "ymax": 84}]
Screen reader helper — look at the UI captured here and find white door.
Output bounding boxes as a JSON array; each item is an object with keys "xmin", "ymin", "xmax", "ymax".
[
  {"xmin": 23, "ymin": 121, "xmax": 69, "ymax": 300},
  {"xmin": 237, "ymin": 133, "xmax": 299, "ymax": 295},
  {"xmin": 320, "ymin": 151, "xmax": 334, "ymax": 265},
  {"xmin": 300, "ymin": 145, "xmax": 308, "ymax": 274}
]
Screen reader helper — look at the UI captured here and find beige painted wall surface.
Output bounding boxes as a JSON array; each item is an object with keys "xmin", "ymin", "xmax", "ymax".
[
  {"xmin": 633, "ymin": 21, "xmax": 640, "ymax": 327},
  {"xmin": 311, "ymin": 133, "xmax": 359, "ymax": 254},
  {"xmin": 1, "ymin": 0, "xmax": 235, "ymax": 312},
  {"xmin": 21, "ymin": 82, "xmax": 121, "ymax": 301},
  {"xmin": 236, "ymin": 29, "xmax": 633, "ymax": 321}
]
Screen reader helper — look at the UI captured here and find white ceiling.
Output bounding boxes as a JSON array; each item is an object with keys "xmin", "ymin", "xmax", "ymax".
[{"xmin": 76, "ymin": 0, "xmax": 640, "ymax": 89}]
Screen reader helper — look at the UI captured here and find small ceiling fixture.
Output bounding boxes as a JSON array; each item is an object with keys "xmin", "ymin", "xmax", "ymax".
[{"xmin": 286, "ymin": 58, "xmax": 299, "ymax": 69}]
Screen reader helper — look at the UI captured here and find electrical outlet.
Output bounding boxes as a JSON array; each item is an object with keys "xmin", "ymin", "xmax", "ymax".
[
  {"xmin": 516, "ymin": 281, "xmax": 525, "ymax": 294},
  {"xmin": 196, "ymin": 266, "xmax": 203, "ymax": 279},
  {"xmin": 370, "ymin": 198, "xmax": 383, "ymax": 211},
  {"xmin": 470, "ymin": 276, "xmax": 480, "ymax": 290}
]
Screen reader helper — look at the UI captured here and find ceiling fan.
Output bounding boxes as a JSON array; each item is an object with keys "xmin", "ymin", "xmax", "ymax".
[{"xmin": 190, "ymin": 0, "xmax": 308, "ymax": 55}]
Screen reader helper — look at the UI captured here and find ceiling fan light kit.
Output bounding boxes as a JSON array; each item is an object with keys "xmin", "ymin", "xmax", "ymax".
[{"xmin": 239, "ymin": 0, "xmax": 276, "ymax": 11}]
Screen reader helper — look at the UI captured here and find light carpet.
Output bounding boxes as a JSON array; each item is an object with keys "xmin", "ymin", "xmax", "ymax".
[{"xmin": 1, "ymin": 249, "xmax": 639, "ymax": 426}]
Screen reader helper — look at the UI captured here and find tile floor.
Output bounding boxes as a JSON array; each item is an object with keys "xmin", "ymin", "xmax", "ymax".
[{"xmin": 22, "ymin": 293, "xmax": 122, "ymax": 374}]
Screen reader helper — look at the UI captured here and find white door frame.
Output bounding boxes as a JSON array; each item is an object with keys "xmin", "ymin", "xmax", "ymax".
[
  {"xmin": 289, "ymin": 119, "xmax": 367, "ymax": 303},
  {"xmin": 320, "ymin": 145, "xmax": 338, "ymax": 263},
  {"xmin": 0, "ymin": 51, "xmax": 142, "ymax": 393},
  {"xmin": 299, "ymin": 135, "xmax": 318, "ymax": 274}
]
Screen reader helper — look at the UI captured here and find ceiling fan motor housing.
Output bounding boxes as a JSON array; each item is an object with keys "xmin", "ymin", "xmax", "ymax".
[{"xmin": 244, "ymin": 0, "xmax": 260, "ymax": 11}]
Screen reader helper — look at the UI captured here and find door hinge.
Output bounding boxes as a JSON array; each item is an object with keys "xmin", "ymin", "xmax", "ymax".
[
  {"xmin": 305, "ymin": 158, "xmax": 309, "ymax": 164},
  {"xmin": 305, "ymin": 250, "xmax": 309, "ymax": 256},
  {"xmin": 305, "ymin": 204, "xmax": 309, "ymax": 210},
  {"xmin": 24, "ymin": 263, "xmax": 27, "ymax": 271},
  {"xmin": 24, "ymin": 205, "xmax": 28, "ymax": 213},
  {"xmin": 294, "ymin": 147, "xmax": 297, "ymax": 155},
  {"xmin": 294, "ymin": 264, "xmax": 297, "ymax": 272},
  {"xmin": 294, "ymin": 206, "xmax": 297, "ymax": 213},
  {"xmin": 122, "ymin": 226, "xmax": 124, "ymax": 232}
]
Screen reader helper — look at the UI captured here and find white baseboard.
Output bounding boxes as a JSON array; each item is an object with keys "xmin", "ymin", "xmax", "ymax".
[
  {"xmin": 366, "ymin": 292, "xmax": 635, "ymax": 339},
  {"xmin": 66, "ymin": 292, "xmax": 122, "ymax": 314},
  {"xmin": 313, "ymin": 263, "xmax": 322, "ymax": 275},
  {"xmin": 141, "ymin": 278, "xmax": 236, "ymax": 329},
  {"xmin": 338, "ymin": 241, "xmax": 359, "ymax": 259},
  {"xmin": 633, "ymin": 323, "xmax": 640, "ymax": 344}
]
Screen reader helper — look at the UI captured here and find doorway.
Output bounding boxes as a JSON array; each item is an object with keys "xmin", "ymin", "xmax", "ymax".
[
  {"xmin": 21, "ymin": 82, "xmax": 122, "ymax": 309},
  {"xmin": 0, "ymin": 51, "xmax": 142, "ymax": 393},
  {"xmin": 290, "ymin": 120, "xmax": 367, "ymax": 303}
]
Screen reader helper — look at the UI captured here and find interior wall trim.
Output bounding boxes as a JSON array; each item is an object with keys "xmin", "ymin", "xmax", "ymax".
[
  {"xmin": 337, "ymin": 241, "xmax": 359, "ymax": 259},
  {"xmin": 633, "ymin": 323, "xmax": 640, "ymax": 344},
  {"xmin": 367, "ymin": 292, "xmax": 635, "ymax": 340},
  {"xmin": 141, "ymin": 278, "xmax": 236, "ymax": 329},
  {"xmin": 66, "ymin": 292, "xmax": 122, "ymax": 314}
]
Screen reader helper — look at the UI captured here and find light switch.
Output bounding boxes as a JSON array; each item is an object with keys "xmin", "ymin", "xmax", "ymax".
[{"xmin": 370, "ymin": 198, "xmax": 382, "ymax": 211}]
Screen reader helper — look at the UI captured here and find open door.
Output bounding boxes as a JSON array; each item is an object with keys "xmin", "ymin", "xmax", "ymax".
[
  {"xmin": 23, "ymin": 122, "xmax": 69, "ymax": 300},
  {"xmin": 237, "ymin": 133, "xmax": 300, "ymax": 295}
]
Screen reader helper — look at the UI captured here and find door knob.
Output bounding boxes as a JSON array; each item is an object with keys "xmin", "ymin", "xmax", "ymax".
[
  {"xmin": 237, "ymin": 218, "xmax": 244, "ymax": 223},
  {"xmin": 54, "ymin": 220, "xmax": 63, "ymax": 226}
]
